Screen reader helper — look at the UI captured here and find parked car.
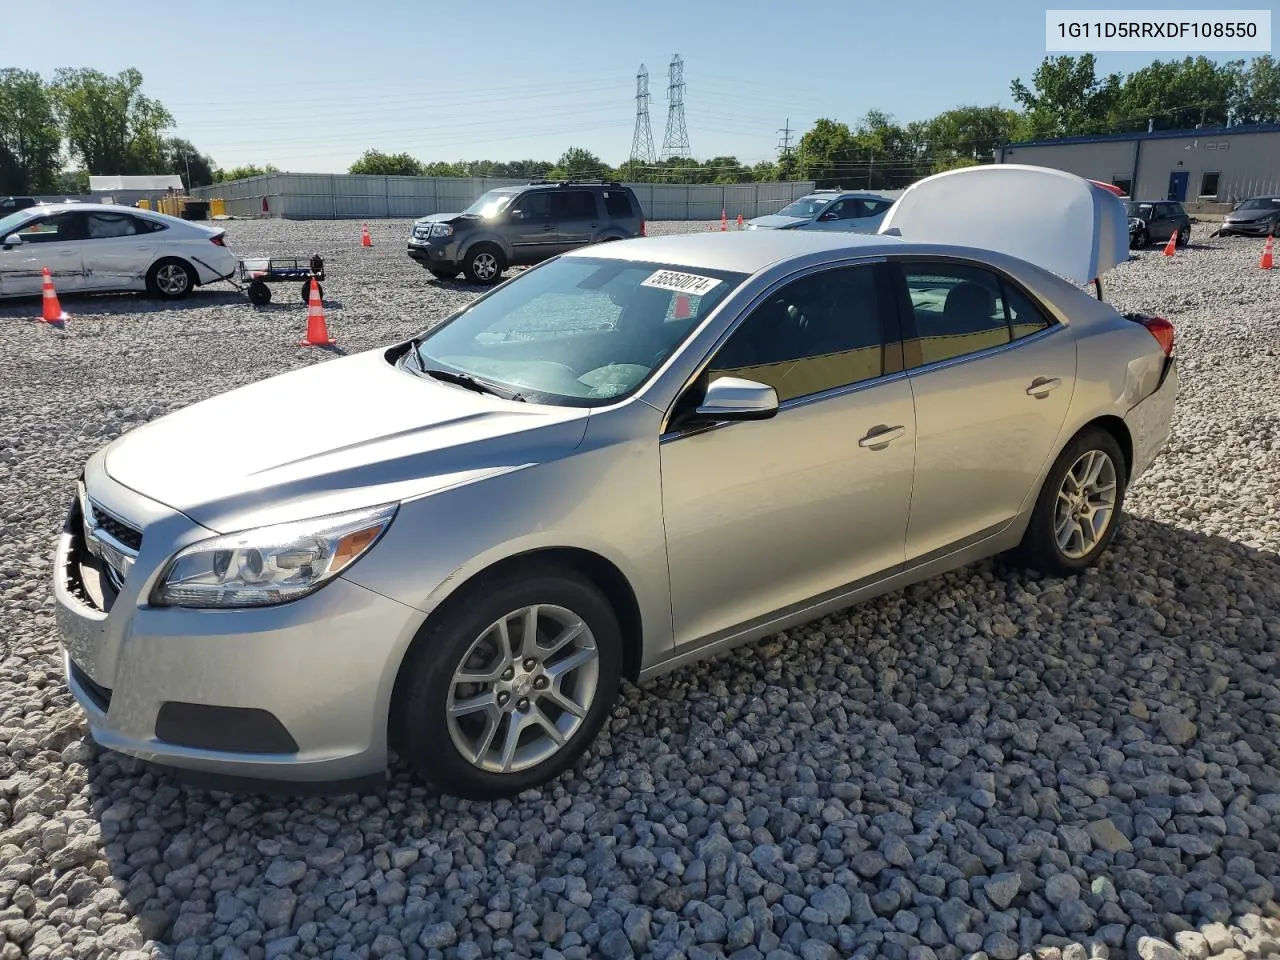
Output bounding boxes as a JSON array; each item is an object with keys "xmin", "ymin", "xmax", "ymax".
[
  {"xmin": 0, "ymin": 196, "xmax": 40, "ymax": 217},
  {"xmin": 55, "ymin": 165, "xmax": 1176, "ymax": 799},
  {"xmin": 1216, "ymin": 196, "xmax": 1280, "ymax": 237},
  {"xmin": 1126, "ymin": 200, "xmax": 1191, "ymax": 248},
  {"xmin": 408, "ymin": 179, "xmax": 644, "ymax": 285},
  {"xmin": 747, "ymin": 190, "xmax": 895, "ymax": 233},
  {"xmin": 0, "ymin": 203, "xmax": 237, "ymax": 300}
]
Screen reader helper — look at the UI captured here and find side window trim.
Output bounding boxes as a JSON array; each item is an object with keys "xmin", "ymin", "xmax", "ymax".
[
  {"xmin": 888, "ymin": 255, "xmax": 1062, "ymax": 375},
  {"xmin": 660, "ymin": 256, "xmax": 902, "ymax": 437}
]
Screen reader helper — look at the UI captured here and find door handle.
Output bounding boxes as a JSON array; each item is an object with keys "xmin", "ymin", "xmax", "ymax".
[
  {"xmin": 859, "ymin": 425, "xmax": 906, "ymax": 448},
  {"xmin": 1026, "ymin": 377, "xmax": 1062, "ymax": 398}
]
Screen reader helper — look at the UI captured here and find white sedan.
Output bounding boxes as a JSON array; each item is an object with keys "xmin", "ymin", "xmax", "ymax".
[{"xmin": 0, "ymin": 202, "xmax": 237, "ymax": 300}]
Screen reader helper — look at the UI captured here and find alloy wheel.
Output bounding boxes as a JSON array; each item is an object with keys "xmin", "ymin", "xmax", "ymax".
[
  {"xmin": 472, "ymin": 253, "xmax": 498, "ymax": 281},
  {"xmin": 445, "ymin": 604, "xmax": 599, "ymax": 773},
  {"xmin": 156, "ymin": 263, "xmax": 189, "ymax": 296},
  {"xmin": 1054, "ymin": 449, "xmax": 1118, "ymax": 560}
]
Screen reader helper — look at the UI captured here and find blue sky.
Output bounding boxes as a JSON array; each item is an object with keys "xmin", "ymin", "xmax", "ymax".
[{"xmin": 9, "ymin": 0, "xmax": 1275, "ymax": 173}]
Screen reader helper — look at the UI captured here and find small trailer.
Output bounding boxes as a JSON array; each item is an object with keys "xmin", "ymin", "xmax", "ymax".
[{"xmin": 235, "ymin": 254, "xmax": 326, "ymax": 305}]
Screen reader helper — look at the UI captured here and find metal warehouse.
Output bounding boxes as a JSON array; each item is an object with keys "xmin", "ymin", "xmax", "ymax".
[{"xmin": 995, "ymin": 123, "xmax": 1280, "ymax": 203}]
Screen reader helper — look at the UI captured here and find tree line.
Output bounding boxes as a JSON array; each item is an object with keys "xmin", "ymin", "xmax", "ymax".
[{"xmin": 3, "ymin": 56, "xmax": 1277, "ymax": 197}]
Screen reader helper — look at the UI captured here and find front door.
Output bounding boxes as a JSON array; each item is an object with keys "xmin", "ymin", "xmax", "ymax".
[
  {"xmin": 892, "ymin": 259, "xmax": 1075, "ymax": 560},
  {"xmin": 80, "ymin": 211, "xmax": 158, "ymax": 290},
  {"xmin": 0, "ymin": 211, "xmax": 85, "ymax": 297},
  {"xmin": 505, "ymin": 192, "xmax": 558, "ymax": 265},
  {"xmin": 660, "ymin": 261, "xmax": 916, "ymax": 645},
  {"xmin": 550, "ymin": 190, "xmax": 599, "ymax": 252},
  {"xmin": 1167, "ymin": 171, "xmax": 1189, "ymax": 202}
]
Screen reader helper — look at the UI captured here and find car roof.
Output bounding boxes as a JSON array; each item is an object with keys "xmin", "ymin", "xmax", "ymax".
[
  {"xmin": 563, "ymin": 229, "xmax": 903, "ymax": 274},
  {"xmin": 12, "ymin": 201, "xmax": 203, "ymax": 226}
]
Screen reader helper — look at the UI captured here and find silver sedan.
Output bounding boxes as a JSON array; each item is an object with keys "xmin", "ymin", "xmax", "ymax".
[{"xmin": 54, "ymin": 213, "xmax": 1177, "ymax": 799}]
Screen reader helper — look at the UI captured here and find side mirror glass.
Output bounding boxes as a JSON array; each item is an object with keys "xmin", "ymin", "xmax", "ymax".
[
  {"xmin": 818, "ymin": 212, "xmax": 838, "ymax": 221},
  {"xmin": 694, "ymin": 377, "xmax": 779, "ymax": 422},
  {"xmin": 3, "ymin": 233, "xmax": 21, "ymax": 247},
  {"xmin": 510, "ymin": 208, "xmax": 524, "ymax": 219}
]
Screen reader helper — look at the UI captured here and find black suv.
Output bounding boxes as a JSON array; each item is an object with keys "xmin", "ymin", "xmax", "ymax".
[
  {"xmin": 408, "ymin": 179, "xmax": 645, "ymax": 284},
  {"xmin": 0, "ymin": 196, "xmax": 39, "ymax": 217}
]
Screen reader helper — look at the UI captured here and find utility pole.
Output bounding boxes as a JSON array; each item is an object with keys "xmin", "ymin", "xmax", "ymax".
[
  {"xmin": 629, "ymin": 64, "xmax": 657, "ymax": 169},
  {"xmin": 661, "ymin": 55, "xmax": 691, "ymax": 159}
]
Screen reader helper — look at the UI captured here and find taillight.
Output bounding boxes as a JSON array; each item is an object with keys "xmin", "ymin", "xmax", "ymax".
[
  {"xmin": 210, "ymin": 233, "xmax": 226, "ymax": 247},
  {"xmin": 1139, "ymin": 315, "xmax": 1174, "ymax": 356}
]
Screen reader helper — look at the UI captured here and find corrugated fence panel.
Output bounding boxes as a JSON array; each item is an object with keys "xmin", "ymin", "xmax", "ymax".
[
  {"xmin": 387, "ymin": 196, "xmax": 426, "ymax": 218},
  {"xmin": 722, "ymin": 185, "xmax": 755, "ymax": 218},
  {"xmin": 281, "ymin": 193, "xmax": 338, "ymax": 219}
]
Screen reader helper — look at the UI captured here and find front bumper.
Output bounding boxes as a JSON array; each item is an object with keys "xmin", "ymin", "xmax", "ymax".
[
  {"xmin": 1219, "ymin": 220, "xmax": 1274, "ymax": 237},
  {"xmin": 1124, "ymin": 355, "xmax": 1178, "ymax": 483},
  {"xmin": 53, "ymin": 466, "xmax": 425, "ymax": 786},
  {"xmin": 407, "ymin": 236, "xmax": 462, "ymax": 270}
]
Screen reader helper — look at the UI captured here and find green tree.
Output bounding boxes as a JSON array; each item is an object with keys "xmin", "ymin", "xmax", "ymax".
[
  {"xmin": 55, "ymin": 169, "xmax": 90, "ymax": 195},
  {"xmin": 348, "ymin": 149, "xmax": 425, "ymax": 176},
  {"xmin": 1110, "ymin": 56, "xmax": 1241, "ymax": 132},
  {"xmin": 702, "ymin": 155, "xmax": 753, "ymax": 183},
  {"xmin": 548, "ymin": 146, "xmax": 611, "ymax": 180},
  {"xmin": 213, "ymin": 164, "xmax": 278, "ymax": 182},
  {"xmin": 795, "ymin": 118, "xmax": 857, "ymax": 186},
  {"xmin": 164, "ymin": 137, "xmax": 216, "ymax": 188},
  {"xmin": 1011, "ymin": 55, "xmax": 1121, "ymax": 138},
  {"xmin": 52, "ymin": 67, "xmax": 174, "ymax": 175},
  {"xmin": 0, "ymin": 69, "xmax": 62, "ymax": 194},
  {"xmin": 1231, "ymin": 55, "xmax": 1280, "ymax": 124},
  {"xmin": 422, "ymin": 160, "xmax": 467, "ymax": 178},
  {"xmin": 751, "ymin": 159, "xmax": 780, "ymax": 182},
  {"xmin": 924, "ymin": 105, "xmax": 1021, "ymax": 166}
]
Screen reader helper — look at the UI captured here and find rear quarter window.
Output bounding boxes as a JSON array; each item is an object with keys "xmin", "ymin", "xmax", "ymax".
[{"xmin": 602, "ymin": 190, "xmax": 635, "ymax": 218}]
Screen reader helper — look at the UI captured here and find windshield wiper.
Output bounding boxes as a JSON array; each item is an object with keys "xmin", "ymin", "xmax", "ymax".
[{"xmin": 420, "ymin": 367, "xmax": 525, "ymax": 402}]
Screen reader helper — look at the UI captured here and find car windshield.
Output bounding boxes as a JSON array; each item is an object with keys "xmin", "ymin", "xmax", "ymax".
[
  {"xmin": 0, "ymin": 210, "xmax": 35, "ymax": 237},
  {"xmin": 775, "ymin": 197, "xmax": 830, "ymax": 218},
  {"xmin": 1125, "ymin": 202, "xmax": 1155, "ymax": 219},
  {"xmin": 461, "ymin": 190, "xmax": 515, "ymax": 218},
  {"xmin": 1237, "ymin": 198, "xmax": 1279, "ymax": 211},
  {"xmin": 413, "ymin": 256, "xmax": 749, "ymax": 407}
]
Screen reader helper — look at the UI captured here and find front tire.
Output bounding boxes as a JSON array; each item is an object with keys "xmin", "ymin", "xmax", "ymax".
[
  {"xmin": 146, "ymin": 258, "xmax": 196, "ymax": 299},
  {"xmin": 1134, "ymin": 228, "xmax": 1150, "ymax": 248},
  {"xmin": 392, "ymin": 566, "xmax": 623, "ymax": 799},
  {"xmin": 1176, "ymin": 225, "xmax": 1190, "ymax": 247},
  {"xmin": 463, "ymin": 244, "xmax": 504, "ymax": 285},
  {"xmin": 1016, "ymin": 428, "xmax": 1127, "ymax": 576}
]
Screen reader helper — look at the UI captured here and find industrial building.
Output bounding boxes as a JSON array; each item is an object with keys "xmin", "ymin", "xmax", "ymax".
[{"xmin": 995, "ymin": 123, "xmax": 1280, "ymax": 203}]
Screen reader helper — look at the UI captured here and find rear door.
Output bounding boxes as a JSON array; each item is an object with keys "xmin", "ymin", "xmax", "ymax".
[
  {"xmin": 891, "ymin": 257, "xmax": 1075, "ymax": 560},
  {"xmin": 0, "ymin": 211, "xmax": 86, "ymax": 296},
  {"xmin": 80, "ymin": 211, "xmax": 160, "ymax": 290},
  {"xmin": 550, "ymin": 190, "xmax": 600, "ymax": 250},
  {"xmin": 505, "ymin": 192, "xmax": 558, "ymax": 265}
]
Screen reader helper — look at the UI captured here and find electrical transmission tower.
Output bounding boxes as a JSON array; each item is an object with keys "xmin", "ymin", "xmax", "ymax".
[
  {"xmin": 629, "ymin": 64, "xmax": 657, "ymax": 164},
  {"xmin": 661, "ymin": 54, "xmax": 691, "ymax": 159},
  {"xmin": 777, "ymin": 118, "xmax": 794, "ymax": 180}
]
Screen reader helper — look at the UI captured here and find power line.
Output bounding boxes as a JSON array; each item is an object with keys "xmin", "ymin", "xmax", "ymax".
[
  {"xmin": 630, "ymin": 64, "xmax": 657, "ymax": 164},
  {"xmin": 661, "ymin": 54, "xmax": 691, "ymax": 159}
]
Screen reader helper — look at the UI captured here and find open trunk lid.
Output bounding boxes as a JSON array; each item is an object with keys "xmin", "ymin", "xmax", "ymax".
[{"xmin": 878, "ymin": 164, "xmax": 1130, "ymax": 287}]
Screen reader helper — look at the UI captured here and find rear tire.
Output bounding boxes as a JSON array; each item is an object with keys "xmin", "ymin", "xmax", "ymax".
[
  {"xmin": 463, "ymin": 244, "xmax": 505, "ymax": 285},
  {"xmin": 391, "ymin": 566, "xmax": 623, "ymax": 799},
  {"xmin": 146, "ymin": 258, "xmax": 196, "ymax": 300},
  {"xmin": 1016, "ymin": 427, "xmax": 1127, "ymax": 576},
  {"xmin": 247, "ymin": 281, "xmax": 271, "ymax": 306}
]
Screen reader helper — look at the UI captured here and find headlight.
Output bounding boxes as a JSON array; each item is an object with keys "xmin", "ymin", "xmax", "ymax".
[
  {"xmin": 429, "ymin": 223, "xmax": 453, "ymax": 238},
  {"xmin": 151, "ymin": 504, "xmax": 397, "ymax": 609}
]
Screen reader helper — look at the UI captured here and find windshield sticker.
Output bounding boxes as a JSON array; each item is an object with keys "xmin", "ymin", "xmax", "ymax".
[{"xmin": 642, "ymin": 269, "xmax": 723, "ymax": 297}]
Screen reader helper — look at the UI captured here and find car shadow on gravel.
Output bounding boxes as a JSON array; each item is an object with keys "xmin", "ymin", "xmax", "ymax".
[{"xmin": 75, "ymin": 514, "xmax": 1280, "ymax": 960}]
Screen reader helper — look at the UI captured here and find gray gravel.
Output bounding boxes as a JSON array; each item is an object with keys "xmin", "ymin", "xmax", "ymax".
[{"xmin": 1, "ymin": 219, "xmax": 1279, "ymax": 960}]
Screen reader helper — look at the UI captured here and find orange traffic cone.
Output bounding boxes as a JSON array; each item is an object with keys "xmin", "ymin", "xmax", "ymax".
[
  {"xmin": 736, "ymin": 213, "xmax": 744, "ymax": 229},
  {"xmin": 1260, "ymin": 234, "xmax": 1274, "ymax": 270},
  {"xmin": 40, "ymin": 267, "xmax": 67, "ymax": 324},
  {"xmin": 299, "ymin": 278, "xmax": 335, "ymax": 347},
  {"xmin": 361, "ymin": 223, "xmax": 372, "ymax": 247},
  {"xmin": 1162, "ymin": 232, "xmax": 1177, "ymax": 256},
  {"xmin": 720, "ymin": 209, "xmax": 728, "ymax": 232}
]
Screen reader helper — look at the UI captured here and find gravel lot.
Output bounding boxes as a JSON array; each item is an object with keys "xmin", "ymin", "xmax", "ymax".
[{"xmin": 1, "ymin": 219, "xmax": 1278, "ymax": 960}]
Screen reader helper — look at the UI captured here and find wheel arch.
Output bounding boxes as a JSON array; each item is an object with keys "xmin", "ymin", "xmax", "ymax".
[
  {"xmin": 1077, "ymin": 414, "xmax": 1133, "ymax": 480},
  {"xmin": 387, "ymin": 545, "xmax": 645, "ymax": 743}
]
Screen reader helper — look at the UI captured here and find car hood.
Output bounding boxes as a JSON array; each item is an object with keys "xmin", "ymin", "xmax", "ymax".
[
  {"xmin": 102, "ymin": 346, "xmax": 590, "ymax": 532},
  {"xmin": 1225, "ymin": 210, "xmax": 1273, "ymax": 222},
  {"xmin": 748, "ymin": 214, "xmax": 806, "ymax": 229},
  {"xmin": 413, "ymin": 212, "xmax": 463, "ymax": 225}
]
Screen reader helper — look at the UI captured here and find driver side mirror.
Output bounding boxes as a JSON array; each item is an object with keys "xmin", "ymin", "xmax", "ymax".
[
  {"xmin": 694, "ymin": 377, "xmax": 779, "ymax": 422},
  {"xmin": 2, "ymin": 233, "xmax": 21, "ymax": 249},
  {"xmin": 817, "ymin": 212, "xmax": 838, "ymax": 221},
  {"xmin": 509, "ymin": 208, "xmax": 524, "ymax": 219}
]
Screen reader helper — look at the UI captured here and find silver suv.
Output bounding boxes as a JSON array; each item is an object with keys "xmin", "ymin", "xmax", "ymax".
[{"xmin": 408, "ymin": 179, "xmax": 645, "ymax": 284}]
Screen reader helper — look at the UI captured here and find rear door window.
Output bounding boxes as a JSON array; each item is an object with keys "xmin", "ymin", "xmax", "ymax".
[
  {"xmin": 84, "ymin": 212, "xmax": 142, "ymax": 239},
  {"xmin": 602, "ymin": 190, "xmax": 634, "ymax": 218},
  {"xmin": 551, "ymin": 191, "xmax": 598, "ymax": 220}
]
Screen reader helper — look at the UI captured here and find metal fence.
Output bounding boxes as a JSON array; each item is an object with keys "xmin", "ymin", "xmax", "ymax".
[{"xmin": 190, "ymin": 174, "xmax": 821, "ymax": 221}]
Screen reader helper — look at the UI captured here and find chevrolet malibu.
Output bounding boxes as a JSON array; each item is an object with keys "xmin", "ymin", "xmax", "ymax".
[{"xmin": 54, "ymin": 167, "xmax": 1177, "ymax": 799}]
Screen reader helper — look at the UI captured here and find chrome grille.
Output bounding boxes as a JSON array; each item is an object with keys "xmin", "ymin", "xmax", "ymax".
[{"xmin": 78, "ymin": 485, "xmax": 142, "ymax": 590}]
